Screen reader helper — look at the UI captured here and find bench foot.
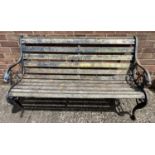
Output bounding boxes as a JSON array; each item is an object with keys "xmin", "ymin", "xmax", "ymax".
[
  {"xmin": 130, "ymin": 114, "xmax": 136, "ymax": 120},
  {"xmin": 130, "ymin": 90, "xmax": 147, "ymax": 120}
]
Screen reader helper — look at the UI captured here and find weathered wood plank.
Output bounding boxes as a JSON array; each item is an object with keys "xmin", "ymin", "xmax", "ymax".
[
  {"xmin": 23, "ymin": 54, "xmax": 133, "ymax": 61},
  {"xmin": 21, "ymin": 38, "xmax": 135, "ymax": 44},
  {"xmin": 25, "ymin": 68, "xmax": 128, "ymax": 75},
  {"xmin": 14, "ymin": 85, "xmax": 136, "ymax": 91},
  {"xmin": 12, "ymin": 89, "xmax": 141, "ymax": 94},
  {"xmin": 10, "ymin": 92, "xmax": 144, "ymax": 99},
  {"xmin": 22, "ymin": 46, "xmax": 134, "ymax": 53},
  {"xmin": 18, "ymin": 82, "xmax": 129, "ymax": 87},
  {"xmin": 21, "ymin": 79, "xmax": 127, "ymax": 84},
  {"xmin": 20, "ymin": 80, "xmax": 127, "ymax": 84},
  {"xmin": 24, "ymin": 61, "xmax": 130, "ymax": 69},
  {"xmin": 23, "ymin": 74, "xmax": 126, "ymax": 81}
]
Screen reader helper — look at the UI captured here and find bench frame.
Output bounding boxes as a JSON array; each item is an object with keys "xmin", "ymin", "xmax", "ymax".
[{"xmin": 4, "ymin": 36, "xmax": 152, "ymax": 120}]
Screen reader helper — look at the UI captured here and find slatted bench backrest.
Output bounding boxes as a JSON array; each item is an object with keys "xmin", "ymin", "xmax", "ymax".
[{"xmin": 20, "ymin": 37, "xmax": 136, "ymax": 81}]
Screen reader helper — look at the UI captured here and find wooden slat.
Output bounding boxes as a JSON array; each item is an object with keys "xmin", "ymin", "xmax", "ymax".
[
  {"xmin": 10, "ymin": 92, "xmax": 144, "ymax": 99},
  {"xmin": 20, "ymin": 80, "xmax": 127, "ymax": 84},
  {"xmin": 24, "ymin": 61, "xmax": 130, "ymax": 69},
  {"xmin": 21, "ymin": 38, "xmax": 135, "ymax": 45},
  {"xmin": 14, "ymin": 85, "xmax": 136, "ymax": 91},
  {"xmin": 18, "ymin": 82, "xmax": 129, "ymax": 87},
  {"xmin": 25, "ymin": 68, "xmax": 128, "ymax": 75},
  {"xmin": 21, "ymin": 79, "xmax": 127, "ymax": 84},
  {"xmin": 22, "ymin": 46, "xmax": 134, "ymax": 53},
  {"xmin": 12, "ymin": 89, "xmax": 140, "ymax": 94},
  {"xmin": 23, "ymin": 54, "xmax": 133, "ymax": 61},
  {"xmin": 23, "ymin": 74, "xmax": 126, "ymax": 81}
]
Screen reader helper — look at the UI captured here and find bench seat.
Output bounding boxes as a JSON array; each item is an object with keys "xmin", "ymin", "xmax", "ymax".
[{"xmin": 10, "ymin": 78, "xmax": 144, "ymax": 99}]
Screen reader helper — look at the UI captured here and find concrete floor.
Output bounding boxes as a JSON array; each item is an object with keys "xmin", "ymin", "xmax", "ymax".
[{"xmin": 0, "ymin": 84, "xmax": 155, "ymax": 123}]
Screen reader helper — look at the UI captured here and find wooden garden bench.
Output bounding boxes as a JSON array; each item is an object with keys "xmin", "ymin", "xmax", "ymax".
[{"xmin": 4, "ymin": 36, "xmax": 151, "ymax": 119}]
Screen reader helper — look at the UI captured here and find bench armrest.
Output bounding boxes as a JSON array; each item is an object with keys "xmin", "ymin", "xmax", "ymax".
[
  {"xmin": 133, "ymin": 36, "xmax": 152, "ymax": 88},
  {"xmin": 133, "ymin": 61, "xmax": 152, "ymax": 88},
  {"xmin": 3, "ymin": 60, "xmax": 22, "ymax": 84}
]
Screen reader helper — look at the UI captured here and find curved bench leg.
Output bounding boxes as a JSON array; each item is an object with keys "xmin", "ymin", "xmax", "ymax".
[{"xmin": 130, "ymin": 90, "xmax": 147, "ymax": 120}]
